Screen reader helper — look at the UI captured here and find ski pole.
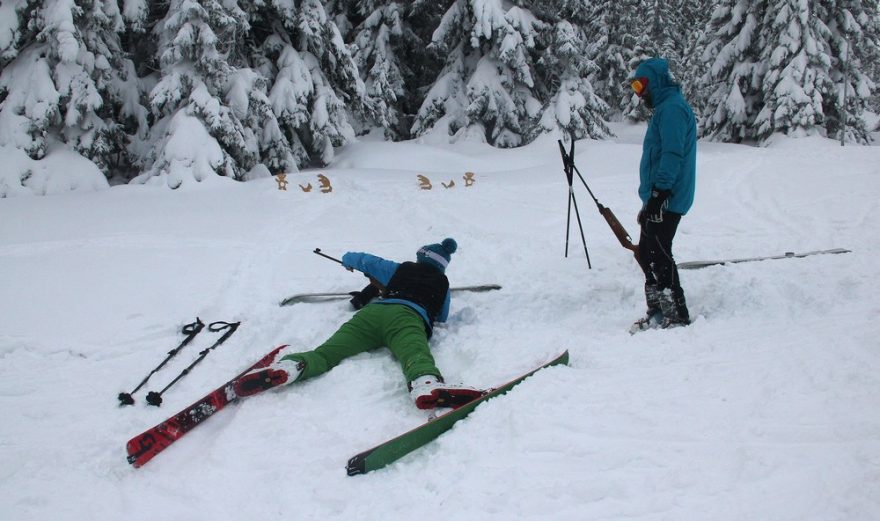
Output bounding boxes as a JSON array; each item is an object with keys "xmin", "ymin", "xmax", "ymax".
[
  {"xmin": 558, "ymin": 139, "xmax": 592, "ymax": 268},
  {"xmin": 118, "ymin": 317, "xmax": 205, "ymax": 406},
  {"xmin": 558, "ymin": 137, "xmax": 639, "ymax": 262},
  {"xmin": 145, "ymin": 320, "xmax": 241, "ymax": 407},
  {"xmin": 313, "ymin": 248, "xmax": 386, "ymax": 293}
]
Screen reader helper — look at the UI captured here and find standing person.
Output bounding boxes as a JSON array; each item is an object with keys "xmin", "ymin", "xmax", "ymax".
[
  {"xmin": 628, "ymin": 57, "xmax": 697, "ymax": 332},
  {"xmin": 234, "ymin": 238, "xmax": 483, "ymax": 409}
]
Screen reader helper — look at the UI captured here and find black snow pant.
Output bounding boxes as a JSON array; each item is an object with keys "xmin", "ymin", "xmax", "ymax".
[{"xmin": 638, "ymin": 212, "xmax": 689, "ymax": 322}]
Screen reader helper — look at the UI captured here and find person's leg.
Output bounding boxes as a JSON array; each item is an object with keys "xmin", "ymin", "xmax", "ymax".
[
  {"xmin": 380, "ymin": 304, "xmax": 482, "ymax": 409},
  {"xmin": 377, "ymin": 305, "xmax": 441, "ymax": 383},
  {"xmin": 284, "ymin": 304, "xmax": 385, "ymax": 380},
  {"xmin": 234, "ymin": 305, "xmax": 384, "ymax": 396},
  {"xmin": 633, "ymin": 220, "xmax": 666, "ymax": 330},
  {"xmin": 642, "ymin": 214, "xmax": 689, "ymax": 325}
]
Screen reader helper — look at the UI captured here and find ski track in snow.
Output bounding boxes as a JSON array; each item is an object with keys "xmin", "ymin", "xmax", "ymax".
[{"xmin": 1, "ymin": 129, "xmax": 879, "ymax": 521}]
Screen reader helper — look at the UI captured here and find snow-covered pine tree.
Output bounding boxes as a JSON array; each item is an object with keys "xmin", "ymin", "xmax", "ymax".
[
  {"xmin": 676, "ymin": 0, "xmax": 714, "ymax": 114},
  {"xmin": 636, "ymin": 0, "xmax": 679, "ymax": 66},
  {"xmin": 396, "ymin": 0, "xmax": 455, "ymax": 134},
  {"xmin": 329, "ymin": 0, "xmax": 452, "ymax": 139},
  {"xmin": 347, "ymin": 1, "xmax": 407, "ymax": 139},
  {"xmin": 697, "ymin": 0, "xmax": 769, "ymax": 143},
  {"xmin": 137, "ymin": 0, "xmax": 258, "ymax": 187},
  {"xmin": 300, "ymin": 0, "xmax": 368, "ymax": 162},
  {"xmin": 625, "ymin": 0, "xmax": 682, "ymax": 122},
  {"xmin": 119, "ymin": 0, "xmax": 161, "ymax": 80},
  {"xmin": 412, "ymin": 0, "xmax": 544, "ymax": 147},
  {"xmin": 248, "ymin": 0, "xmax": 312, "ymax": 170},
  {"xmin": 246, "ymin": 0, "xmax": 366, "ymax": 168},
  {"xmin": 226, "ymin": 67, "xmax": 295, "ymax": 177},
  {"xmin": 815, "ymin": 0, "xmax": 879, "ymax": 144},
  {"xmin": 533, "ymin": 2, "xmax": 610, "ymax": 141},
  {"xmin": 582, "ymin": 0, "xmax": 642, "ymax": 121},
  {"xmin": 0, "ymin": 0, "xmax": 53, "ymax": 160},
  {"xmin": 0, "ymin": 0, "xmax": 35, "ymax": 68},
  {"xmin": 754, "ymin": 0, "xmax": 829, "ymax": 142},
  {"xmin": 0, "ymin": 0, "xmax": 140, "ymax": 178},
  {"xmin": 867, "ymin": 3, "xmax": 880, "ymax": 118}
]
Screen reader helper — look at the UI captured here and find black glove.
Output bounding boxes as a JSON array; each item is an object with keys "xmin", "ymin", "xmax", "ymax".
[
  {"xmin": 349, "ymin": 283, "xmax": 380, "ymax": 310},
  {"xmin": 644, "ymin": 188, "xmax": 671, "ymax": 223}
]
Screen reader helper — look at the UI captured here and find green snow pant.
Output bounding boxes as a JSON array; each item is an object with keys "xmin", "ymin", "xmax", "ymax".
[{"xmin": 279, "ymin": 303, "xmax": 441, "ymax": 384}]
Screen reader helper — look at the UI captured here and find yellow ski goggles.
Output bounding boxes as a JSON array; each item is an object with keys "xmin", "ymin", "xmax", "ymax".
[{"xmin": 630, "ymin": 77, "xmax": 649, "ymax": 97}]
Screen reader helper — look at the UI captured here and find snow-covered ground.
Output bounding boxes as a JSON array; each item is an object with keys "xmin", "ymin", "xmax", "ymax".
[{"xmin": 1, "ymin": 124, "xmax": 879, "ymax": 520}]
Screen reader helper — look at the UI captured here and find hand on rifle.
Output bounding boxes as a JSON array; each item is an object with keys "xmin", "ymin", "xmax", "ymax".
[{"xmin": 644, "ymin": 188, "xmax": 671, "ymax": 223}]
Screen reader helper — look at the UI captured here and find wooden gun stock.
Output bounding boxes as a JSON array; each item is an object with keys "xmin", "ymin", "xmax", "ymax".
[{"xmin": 598, "ymin": 205, "xmax": 640, "ymax": 258}]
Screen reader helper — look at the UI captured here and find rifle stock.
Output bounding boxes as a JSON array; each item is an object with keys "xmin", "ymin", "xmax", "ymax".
[{"xmin": 599, "ymin": 205, "xmax": 639, "ymax": 258}]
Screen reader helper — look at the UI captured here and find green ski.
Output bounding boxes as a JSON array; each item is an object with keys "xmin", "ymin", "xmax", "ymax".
[{"xmin": 346, "ymin": 350, "xmax": 569, "ymax": 475}]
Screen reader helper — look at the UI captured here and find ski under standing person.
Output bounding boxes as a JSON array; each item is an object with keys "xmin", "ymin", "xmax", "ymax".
[
  {"xmin": 234, "ymin": 238, "xmax": 483, "ymax": 409},
  {"xmin": 628, "ymin": 57, "xmax": 696, "ymax": 332}
]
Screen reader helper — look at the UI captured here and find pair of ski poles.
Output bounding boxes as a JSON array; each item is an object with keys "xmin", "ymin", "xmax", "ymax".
[
  {"xmin": 558, "ymin": 137, "xmax": 640, "ymax": 268},
  {"xmin": 118, "ymin": 318, "xmax": 240, "ymax": 407}
]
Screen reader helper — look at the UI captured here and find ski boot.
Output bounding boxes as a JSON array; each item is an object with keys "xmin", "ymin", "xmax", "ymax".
[
  {"xmin": 409, "ymin": 376, "xmax": 484, "ymax": 410},
  {"xmin": 233, "ymin": 357, "xmax": 304, "ymax": 397}
]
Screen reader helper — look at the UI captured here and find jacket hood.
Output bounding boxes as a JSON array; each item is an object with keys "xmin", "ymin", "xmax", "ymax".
[{"xmin": 632, "ymin": 57, "xmax": 679, "ymax": 104}]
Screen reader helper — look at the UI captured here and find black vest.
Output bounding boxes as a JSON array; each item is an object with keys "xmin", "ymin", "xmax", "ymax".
[{"xmin": 384, "ymin": 262, "xmax": 449, "ymax": 325}]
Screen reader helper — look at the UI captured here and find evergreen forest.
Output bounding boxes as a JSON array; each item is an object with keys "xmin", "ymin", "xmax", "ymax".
[{"xmin": 1, "ymin": 0, "xmax": 877, "ymax": 187}]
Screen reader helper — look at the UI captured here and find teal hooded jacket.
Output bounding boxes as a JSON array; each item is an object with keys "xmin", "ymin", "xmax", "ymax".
[{"xmin": 634, "ymin": 58, "xmax": 697, "ymax": 215}]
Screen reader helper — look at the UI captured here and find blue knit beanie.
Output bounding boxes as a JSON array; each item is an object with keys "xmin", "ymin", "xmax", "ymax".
[{"xmin": 416, "ymin": 238, "xmax": 457, "ymax": 272}]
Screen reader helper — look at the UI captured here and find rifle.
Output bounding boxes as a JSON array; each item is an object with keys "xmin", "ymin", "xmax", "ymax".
[
  {"xmin": 313, "ymin": 248, "xmax": 387, "ymax": 293},
  {"xmin": 557, "ymin": 139, "xmax": 640, "ymax": 261}
]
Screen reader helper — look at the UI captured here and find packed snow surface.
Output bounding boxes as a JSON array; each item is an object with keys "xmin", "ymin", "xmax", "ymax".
[{"xmin": 1, "ymin": 124, "xmax": 878, "ymax": 520}]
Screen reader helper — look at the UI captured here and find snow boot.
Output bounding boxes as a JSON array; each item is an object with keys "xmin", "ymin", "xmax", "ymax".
[
  {"xmin": 408, "ymin": 376, "xmax": 484, "ymax": 410},
  {"xmin": 630, "ymin": 283, "xmax": 669, "ymax": 334},
  {"xmin": 629, "ymin": 308, "xmax": 664, "ymax": 334},
  {"xmin": 658, "ymin": 289, "xmax": 691, "ymax": 329},
  {"xmin": 233, "ymin": 357, "xmax": 304, "ymax": 397}
]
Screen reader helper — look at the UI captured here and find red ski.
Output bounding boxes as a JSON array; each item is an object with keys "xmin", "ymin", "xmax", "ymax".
[{"xmin": 125, "ymin": 345, "xmax": 288, "ymax": 468}]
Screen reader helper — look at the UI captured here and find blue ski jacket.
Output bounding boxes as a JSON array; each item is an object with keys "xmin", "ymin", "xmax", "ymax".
[
  {"xmin": 634, "ymin": 58, "xmax": 697, "ymax": 215},
  {"xmin": 341, "ymin": 252, "xmax": 451, "ymax": 330}
]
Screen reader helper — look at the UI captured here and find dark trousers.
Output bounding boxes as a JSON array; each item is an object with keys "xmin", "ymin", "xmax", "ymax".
[{"xmin": 638, "ymin": 212, "xmax": 689, "ymax": 320}]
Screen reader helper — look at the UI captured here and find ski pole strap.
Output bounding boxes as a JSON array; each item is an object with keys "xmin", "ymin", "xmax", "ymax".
[
  {"xmin": 182, "ymin": 317, "xmax": 206, "ymax": 335},
  {"xmin": 179, "ymin": 317, "xmax": 205, "ymax": 343},
  {"xmin": 118, "ymin": 317, "xmax": 205, "ymax": 406},
  {"xmin": 162, "ymin": 317, "xmax": 206, "ymax": 357},
  {"xmin": 146, "ymin": 321, "xmax": 242, "ymax": 406},
  {"xmin": 207, "ymin": 320, "xmax": 240, "ymax": 340}
]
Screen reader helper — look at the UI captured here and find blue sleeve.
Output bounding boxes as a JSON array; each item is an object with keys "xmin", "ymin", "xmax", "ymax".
[
  {"xmin": 655, "ymin": 104, "xmax": 689, "ymax": 190},
  {"xmin": 437, "ymin": 290, "xmax": 451, "ymax": 323},
  {"xmin": 341, "ymin": 252, "xmax": 399, "ymax": 286}
]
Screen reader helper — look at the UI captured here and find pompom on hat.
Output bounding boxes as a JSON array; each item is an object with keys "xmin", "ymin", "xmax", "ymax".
[{"xmin": 416, "ymin": 238, "xmax": 457, "ymax": 272}]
